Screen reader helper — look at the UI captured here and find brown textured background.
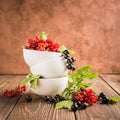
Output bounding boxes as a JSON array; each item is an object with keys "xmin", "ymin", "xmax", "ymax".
[{"xmin": 0, "ymin": 0, "xmax": 120, "ymax": 74}]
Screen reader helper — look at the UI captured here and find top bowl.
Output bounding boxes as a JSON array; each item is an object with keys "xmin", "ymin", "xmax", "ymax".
[{"xmin": 23, "ymin": 49, "xmax": 62, "ymax": 67}]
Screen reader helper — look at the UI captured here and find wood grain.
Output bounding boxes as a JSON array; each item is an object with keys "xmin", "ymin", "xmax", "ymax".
[
  {"xmin": 100, "ymin": 74, "xmax": 120, "ymax": 95},
  {"xmin": 75, "ymin": 77, "xmax": 120, "ymax": 120},
  {"xmin": 7, "ymin": 93, "xmax": 75, "ymax": 120},
  {"xmin": 0, "ymin": 75, "xmax": 25, "ymax": 120}
]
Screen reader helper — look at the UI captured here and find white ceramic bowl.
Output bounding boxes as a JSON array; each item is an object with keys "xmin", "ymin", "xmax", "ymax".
[
  {"xmin": 23, "ymin": 49, "xmax": 62, "ymax": 67},
  {"xmin": 30, "ymin": 76, "xmax": 69, "ymax": 96},
  {"xmin": 30, "ymin": 57, "xmax": 67, "ymax": 77},
  {"xmin": 36, "ymin": 72, "xmax": 68, "ymax": 78}
]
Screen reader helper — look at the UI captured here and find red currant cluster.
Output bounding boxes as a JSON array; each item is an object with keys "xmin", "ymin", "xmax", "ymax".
[
  {"xmin": 3, "ymin": 85, "xmax": 27, "ymax": 97},
  {"xmin": 25, "ymin": 36, "xmax": 60, "ymax": 52},
  {"xmin": 74, "ymin": 89, "xmax": 98, "ymax": 105}
]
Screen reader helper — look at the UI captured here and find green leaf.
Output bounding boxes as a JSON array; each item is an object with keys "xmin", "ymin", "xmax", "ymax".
[
  {"xmin": 77, "ymin": 82, "xmax": 90, "ymax": 90},
  {"xmin": 33, "ymin": 75, "xmax": 41, "ymax": 79},
  {"xmin": 40, "ymin": 32, "xmax": 47, "ymax": 40},
  {"xmin": 70, "ymin": 73, "xmax": 77, "ymax": 79},
  {"xmin": 109, "ymin": 97, "xmax": 120, "ymax": 104},
  {"xmin": 63, "ymin": 88, "xmax": 70, "ymax": 93},
  {"xmin": 61, "ymin": 65, "xmax": 99, "ymax": 100},
  {"xmin": 78, "ymin": 65, "xmax": 92, "ymax": 74},
  {"xmin": 69, "ymin": 50, "xmax": 75, "ymax": 55},
  {"xmin": 58, "ymin": 45, "xmax": 67, "ymax": 52},
  {"xmin": 30, "ymin": 78, "xmax": 38, "ymax": 89},
  {"xmin": 20, "ymin": 74, "xmax": 33, "ymax": 86},
  {"xmin": 55, "ymin": 100, "xmax": 73, "ymax": 109},
  {"xmin": 82, "ymin": 72, "xmax": 99, "ymax": 79},
  {"xmin": 58, "ymin": 45, "xmax": 75, "ymax": 55},
  {"xmin": 20, "ymin": 74, "xmax": 41, "ymax": 89}
]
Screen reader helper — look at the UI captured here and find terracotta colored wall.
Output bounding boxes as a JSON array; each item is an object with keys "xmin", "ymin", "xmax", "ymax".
[{"xmin": 0, "ymin": 0, "xmax": 120, "ymax": 74}]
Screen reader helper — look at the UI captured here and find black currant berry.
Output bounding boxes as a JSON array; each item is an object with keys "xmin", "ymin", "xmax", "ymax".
[
  {"xmin": 58, "ymin": 96, "xmax": 65, "ymax": 101},
  {"xmin": 64, "ymin": 54, "xmax": 70, "ymax": 59},
  {"xmin": 99, "ymin": 92, "xmax": 107, "ymax": 99},
  {"xmin": 66, "ymin": 64, "xmax": 72, "ymax": 69},
  {"xmin": 67, "ymin": 58, "xmax": 73, "ymax": 64},
  {"xmin": 73, "ymin": 102, "xmax": 79, "ymax": 109},
  {"xmin": 63, "ymin": 50, "xmax": 70, "ymax": 55},
  {"xmin": 71, "ymin": 66, "xmax": 76, "ymax": 71},
  {"xmin": 71, "ymin": 57, "xmax": 76, "ymax": 62},
  {"xmin": 43, "ymin": 96, "xmax": 50, "ymax": 101},
  {"xmin": 71, "ymin": 104, "xmax": 77, "ymax": 112},
  {"xmin": 80, "ymin": 102, "xmax": 87, "ymax": 110},
  {"xmin": 102, "ymin": 98, "xmax": 109, "ymax": 104},
  {"xmin": 76, "ymin": 101, "xmax": 82, "ymax": 107},
  {"xmin": 49, "ymin": 97, "xmax": 55, "ymax": 103},
  {"xmin": 54, "ymin": 95, "xmax": 60, "ymax": 103},
  {"xmin": 26, "ymin": 95, "xmax": 32, "ymax": 102}
]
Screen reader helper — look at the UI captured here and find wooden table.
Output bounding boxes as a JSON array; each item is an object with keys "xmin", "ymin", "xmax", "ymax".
[{"xmin": 0, "ymin": 75, "xmax": 120, "ymax": 120}]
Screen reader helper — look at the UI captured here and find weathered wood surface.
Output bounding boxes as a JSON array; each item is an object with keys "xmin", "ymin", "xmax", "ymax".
[
  {"xmin": 0, "ymin": 75, "xmax": 120, "ymax": 120},
  {"xmin": 100, "ymin": 74, "xmax": 120, "ymax": 95},
  {"xmin": 75, "ymin": 77, "xmax": 120, "ymax": 120},
  {"xmin": 0, "ymin": 75, "xmax": 25, "ymax": 120}
]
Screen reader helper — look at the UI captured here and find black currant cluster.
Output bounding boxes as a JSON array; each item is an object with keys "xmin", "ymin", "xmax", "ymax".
[
  {"xmin": 71, "ymin": 100, "xmax": 88, "ymax": 112},
  {"xmin": 62, "ymin": 50, "xmax": 76, "ymax": 71},
  {"xmin": 26, "ymin": 95, "xmax": 32, "ymax": 102},
  {"xmin": 98, "ymin": 92, "xmax": 109, "ymax": 104},
  {"xmin": 42, "ymin": 94, "xmax": 65, "ymax": 104}
]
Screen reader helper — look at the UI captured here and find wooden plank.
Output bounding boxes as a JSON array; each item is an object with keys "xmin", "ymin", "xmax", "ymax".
[
  {"xmin": 75, "ymin": 77, "xmax": 120, "ymax": 120},
  {"xmin": 0, "ymin": 75, "xmax": 10, "ymax": 90},
  {"xmin": 7, "ymin": 93, "xmax": 75, "ymax": 120},
  {"xmin": 2, "ymin": 75, "xmax": 120, "ymax": 120},
  {"xmin": 100, "ymin": 74, "xmax": 120, "ymax": 95},
  {"xmin": 0, "ymin": 75, "xmax": 25, "ymax": 120}
]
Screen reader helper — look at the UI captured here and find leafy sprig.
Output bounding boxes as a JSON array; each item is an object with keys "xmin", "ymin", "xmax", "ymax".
[
  {"xmin": 109, "ymin": 97, "xmax": 120, "ymax": 104},
  {"xmin": 20, "ymin": 74, "xmax": 41, "ymax": 89},
  {"xmin": 58, "ymin": 45, "xmax": 75, "ymax": 55},
  {"xmin": 55, "ymin": 100, "xmax": 73, "ymax": 109},
  {"xmin": 61, "ymin": 65, "xmax": 98, "ymax": 100}
]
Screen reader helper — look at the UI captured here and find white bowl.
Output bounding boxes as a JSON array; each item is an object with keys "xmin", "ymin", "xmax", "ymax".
[
  {"xmin": 23, "ymin": 49, "xmax": 62, "ymax": 67},
  {"xmin": 37, "ymin": 72, "xmax": 68, "ymax": 78},
  {"xmin": 30, "ymin": 76, "xmax": 69, "ymax": 96},
  {"xmin": 30, "ymin": 57, "xmax": 67, "ymax": 77}
]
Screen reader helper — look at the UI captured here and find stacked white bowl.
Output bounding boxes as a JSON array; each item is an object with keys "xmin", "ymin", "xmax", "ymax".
[{"xmin": 23, "ymin": 49, "xmax": 69, "ymax": 96}]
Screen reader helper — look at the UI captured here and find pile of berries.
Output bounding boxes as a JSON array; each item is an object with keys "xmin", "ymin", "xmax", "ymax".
[
  {"xmin": 42, "ymin": 94, "xmax": 88, "ymax": 112},
  {"xmin": 42, "ymin": 94, "xmax": 65, "ymax": 103},
  {"xmin": 3, "ymin": 85, "xmax": 27, "ymax": 97},
  {"xmin": 71, "ymin": 100, "xmax": 88, "ymax": 112},
  {"xmin": 73, "ymin": 89, "xmax": 98, "ymax": 105},
  {"xmin": 25, "ymin": 94, "xmax": 65, "ymax": 103},
  {"xmin": 25, "ymin": 36, "xmax": 60, "ymax": 52},
  {"xmin": 24, "ymin": 92, "xmax": 118, "ymax": 112},
  {"xmin": 62, "ymin": 50, "xmax": 76, "ymax": 71}
]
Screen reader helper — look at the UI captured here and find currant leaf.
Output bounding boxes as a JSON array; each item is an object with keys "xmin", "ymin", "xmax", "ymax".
[
  {"xmin": 109, "ymin": 97, "xmax": 120, "ymax": 104},
  {"xmin": 55, "ymin": 100, "xmax": 73, "ymax": 109},
  {"xmin": 40, "ymin": 32, "xmax": 47, "ymax": 40}
]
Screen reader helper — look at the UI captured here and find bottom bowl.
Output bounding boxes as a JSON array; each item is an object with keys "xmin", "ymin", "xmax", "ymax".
[{"xmin": 30, "ymin": 76, "xmax": 69, "ymax": 96}]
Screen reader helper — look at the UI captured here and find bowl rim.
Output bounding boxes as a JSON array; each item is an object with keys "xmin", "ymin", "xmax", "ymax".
[
  {"xmin": 23, "ymin": 48, "xmax": 62, "ymax": 54},
  {"xmin": 38, "ymin": 75, "xmax": 69, "ymax": 81}
]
